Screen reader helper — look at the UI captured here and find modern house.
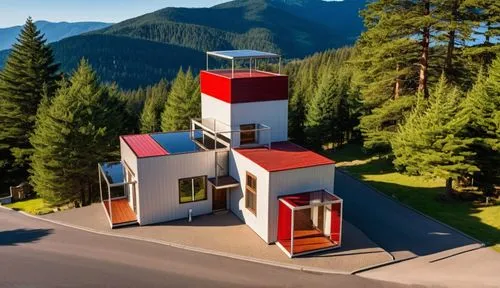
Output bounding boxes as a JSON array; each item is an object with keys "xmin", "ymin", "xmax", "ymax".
[{"xmin": 98, "ymin": 50, "xmax": 343, "ymax": 257}]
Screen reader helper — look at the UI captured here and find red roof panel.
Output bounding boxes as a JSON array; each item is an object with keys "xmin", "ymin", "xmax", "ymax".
[
  {"xmin": 235, "ymin": 141, "xmax": 334, "ymax": 172},
  {"xmin": 121, "ymin": 134, "xmax": 168, "ymax": 158}
]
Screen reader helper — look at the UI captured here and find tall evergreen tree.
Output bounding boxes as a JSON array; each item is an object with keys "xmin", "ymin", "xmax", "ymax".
[
  {"xmin": 30, "ymin": 59, "xmax": 125, "ymax": 205},
  {"xmin": 140, "ymin": 79, "xmax": 169, "ymax": 133},
  {"xmin": 392, "ymin": 76, "xmax": 477, "ymax": 193},
  {"xmin": 452, "ymin": 59, "xmax": 500, "ymax": 191},
  {"xmin": 161, "ymin": 68, "xmax": 200, "ymax": 131},
  {"xmin": 0, "ymin": 17, "xmax": 59, "ymax": 185}
]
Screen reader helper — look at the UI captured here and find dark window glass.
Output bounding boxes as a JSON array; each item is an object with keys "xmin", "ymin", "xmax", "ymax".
[
  {"xmin": 179, "ymin": 176, "xmax": 207, "ymax": 204},
  {"xmin": 240, "ymin": 124, "xmax": 256, "ymax": 144}
]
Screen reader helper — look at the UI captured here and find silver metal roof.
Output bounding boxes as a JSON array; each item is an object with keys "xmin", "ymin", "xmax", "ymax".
[{"xmin": 207, "ymin": 50, "xmax": 280, "ymax": 60}]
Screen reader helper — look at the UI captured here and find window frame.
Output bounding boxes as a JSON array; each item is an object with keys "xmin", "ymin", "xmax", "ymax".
[
  {"xmin": 240, "ymin": 124, "xmax": 257, "ymax": 145},
  {"xmin": 245, "ymin": 172, "xmax": 257, "ymax": 215},
  {"xmin": 178, "ymin": 175, "xmax": 208, "ymax": 204}
]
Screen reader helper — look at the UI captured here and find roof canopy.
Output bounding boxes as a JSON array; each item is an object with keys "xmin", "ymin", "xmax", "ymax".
[
  {"xmin": 207, "ymin": 50, "xmax": 280, "ymax": 60},
  {"xmin": 279, "ymin": 190, "xmax": 342, "ymax": 210}
]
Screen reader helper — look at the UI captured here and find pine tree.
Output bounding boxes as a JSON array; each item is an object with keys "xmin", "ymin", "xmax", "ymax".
[
  {"xmin": 140, "ymin": 79, "xmax": 169, "ymax": 133},
  {"xmin": 0, "ymin": 17, "xmax": 59, "ymax": 184},
  {"xmin": 392, "ymin": 75, "xmax": 478, "ymax": 193},
  {"xmin": 161, "ymin": 68, "xmax": 200, "ymax": 131},
  {"xmin": 30, "ymin": 59, "xmax": 125, "ymax": 205},
  {"xmin": 452, "ymin": 59, "xmax": 500, "ymax": 192}
]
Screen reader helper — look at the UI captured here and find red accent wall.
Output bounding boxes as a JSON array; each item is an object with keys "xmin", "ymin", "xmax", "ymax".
[
  {"xmin": 330, "ymin": 202, "xmax": 342, "ymax": 244},
  {"xmin": 277, "ymin": 201, "xmax": 292, "ymax": 242},
  {"xmin": 200, "ymin": 71, "xmax": 288, "ymax": 103}
]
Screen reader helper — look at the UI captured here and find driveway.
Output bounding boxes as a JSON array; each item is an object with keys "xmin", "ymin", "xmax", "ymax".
[
  {"xmin": 0, "ymin": 207, "xmax": 408, "ymax": 287},
  {"xmin": 334, "ymin": 170, "xmax": 480, "ymax": 260}
]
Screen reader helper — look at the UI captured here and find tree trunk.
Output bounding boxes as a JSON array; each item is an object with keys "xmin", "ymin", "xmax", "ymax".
[
  {"xmin": 395, "ymin": 63, "xmax": 401, "ymax": 99},
  {"xmin": 445, "ymin": 0, "xmax": 458, "ymax": 75},
  {"xmin": 418, "ymin": 0, "xmax": 430, "ymax": 98},
  {"xmin": 446, "ymin": 177, "xmax": 454, "ymax": 196},
  {"xmin": 87, "ymin": 182, "xmax": 92, "ymax": 206}
]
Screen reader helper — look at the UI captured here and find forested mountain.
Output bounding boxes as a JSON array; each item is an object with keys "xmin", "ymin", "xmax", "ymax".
[
  {"xmin": 0, "ymin": 0, "xmax": 365, "ymax": 88},
  {"xmin": 0, "ymin": 20, "xmax": 111, "ymax": 50}
]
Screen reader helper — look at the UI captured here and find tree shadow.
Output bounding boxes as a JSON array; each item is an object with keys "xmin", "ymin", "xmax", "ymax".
[
  {"xmin": 0, "ymin": 229, "xmax": 53, "ymax": 246},
  {"xmin": 335, "ymin": 169, "xmax": 499, "ymax": 257}
]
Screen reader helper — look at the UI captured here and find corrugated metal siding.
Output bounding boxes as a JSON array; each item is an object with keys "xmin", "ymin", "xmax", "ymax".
[
  {"xmin": 231, "ymin": 100, "xmax": 288, "ymax": 143},
  {"xmin": 229, "ymin": 149, "xmax": 270, "ymax": 242},
  {"xmin": 137, "ymin": 151, "xmax": 216, "ymax": 225},
  {"xmin": 267, "ymin": 165, "xmax": 335, "ymax": 242}
]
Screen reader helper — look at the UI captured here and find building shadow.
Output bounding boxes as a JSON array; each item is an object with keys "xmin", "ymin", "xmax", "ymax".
[
  {"xmin": 149, "ymin": 211, "xmax": 244, "ymax": 228},
  {"xmin": 0, "ymin": 228, "xmax": 53, "ymax": 246}
]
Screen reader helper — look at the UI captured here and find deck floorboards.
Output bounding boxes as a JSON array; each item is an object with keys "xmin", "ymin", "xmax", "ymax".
[
  {"xmin": 279, "ymin": 229, "xmax": 337, "ymax": 255},
  {"xmin": 103, "ymin": 198, "xmax": 137, "ymax": 226}
]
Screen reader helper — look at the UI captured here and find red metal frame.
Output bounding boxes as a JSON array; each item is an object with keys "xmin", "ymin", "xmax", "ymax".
[{"xmin": 276, "ymin": 190, "xmax": 343, "ymax": 258}]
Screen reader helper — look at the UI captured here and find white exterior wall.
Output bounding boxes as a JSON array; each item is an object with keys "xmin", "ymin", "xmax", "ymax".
[
  {"xmin": 267, "ymin": 164, "xmax": 336, "ymax": 243},
  {"xmin": 201, "ymin": 94, "xmax": 231, "ymax": 126},
  {"xmin": 201, "ymin": 94, "xmax": 288, "ymax": 145},
  {"xmin": 120, "ymin": 138, "xmax": 140, "ymax": 221},
  {"xmin": 136, "ymin": 151, "xmax": 216, "ymax": 225},
  {"xmin": 229, "ymin": 150, "xmax": 270, "ymax": 243},
  {"xmin": 230, "ymin": 100, "xmax": 288, "ymax": 143}
]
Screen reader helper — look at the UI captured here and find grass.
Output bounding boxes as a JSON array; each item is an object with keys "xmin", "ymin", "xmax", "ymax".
[
  {"xmin": 326, "ymin": 143, "xmax": 500, "ymax": 252},
  {"xmin": 5, "ymin": 198, "xmax": 54, "ymax": 215}
]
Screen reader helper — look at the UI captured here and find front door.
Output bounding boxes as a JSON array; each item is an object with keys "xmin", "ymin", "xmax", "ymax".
[{"xmin": 213, "ymin": 188, "xmax": 227, "ymax": 211}]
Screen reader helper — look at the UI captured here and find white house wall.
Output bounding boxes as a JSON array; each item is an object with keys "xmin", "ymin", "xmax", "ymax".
[
  {"xmin": 201, "ymin": 94, "xmax": 231, "ymax": 126},
  {"xmin": 120, "ymin": 138, "xmax": 140, "ymax": 221},
  {"xmin": 230, "ymin": 100, "xmax": 288, "ymax": 143},
  {"xmin": 137, "ymin": 151, "xmax": 216, "ymax": 225},
  {"xmin": 229, "ymin": 150, "xmax": 270, "ymax": 243},
  {"xmin": 267, "ymin": 164, "xmax": 335, "ymax": 243}
]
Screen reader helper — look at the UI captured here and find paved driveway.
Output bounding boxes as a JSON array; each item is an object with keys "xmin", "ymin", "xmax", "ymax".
[{"xmin": 334, "ymin": 170, "xmax": 480, "ymax": 260}]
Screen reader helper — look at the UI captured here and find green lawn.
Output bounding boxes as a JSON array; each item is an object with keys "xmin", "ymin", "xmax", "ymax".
[
  {"xmin": 5, "ymin": 198, "xmax": 53, "ymax": 215},
  {"xmin": 326, "ymin": 144, "xmax": 500, "ymax": 252}
]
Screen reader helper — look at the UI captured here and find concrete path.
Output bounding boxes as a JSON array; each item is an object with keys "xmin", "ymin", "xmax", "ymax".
[
  {"xmin": 334, "ymin": 170, "xmax": 481, "ymax": 260},
  {"xmin": 41, "ymin": 204, "xmax": 393, "ymax": 273},
  {"xmin": 0, "ymin": 207, "xmax": 410, "ymax": 287}
]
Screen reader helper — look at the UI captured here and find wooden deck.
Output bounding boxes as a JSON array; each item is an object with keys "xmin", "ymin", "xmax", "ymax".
[
  {"xmin": 279, "ymin": 229, "xmax": 337, "ymax": 255},
  {"xmin": 103, "ymin": 198, "xmax": 137, "ymax": 227}
]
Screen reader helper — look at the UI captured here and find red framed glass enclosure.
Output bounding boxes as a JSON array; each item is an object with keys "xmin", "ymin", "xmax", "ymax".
[{"xmin": 277, "ymin": 190, "xmax": 343, "ymax": 258}]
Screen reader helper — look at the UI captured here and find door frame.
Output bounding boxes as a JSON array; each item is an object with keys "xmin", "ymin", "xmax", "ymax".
[{"xmin": 212, "ymin": 188, "xmax": 227, "ymax": 211}]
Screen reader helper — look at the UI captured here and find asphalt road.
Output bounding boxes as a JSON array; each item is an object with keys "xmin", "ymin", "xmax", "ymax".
[
  {"xmin": 0, "ymin": 208, "xmax": 409, "ymax": 288},
  {"xmin": 334, "ymin": 170, "xmax": 478, "ymax": 259}
]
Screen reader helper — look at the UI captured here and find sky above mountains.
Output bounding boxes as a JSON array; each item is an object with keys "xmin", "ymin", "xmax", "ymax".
[{"xmin": 0, "ymin": 0, "xmax": 229, "ymax": 27}]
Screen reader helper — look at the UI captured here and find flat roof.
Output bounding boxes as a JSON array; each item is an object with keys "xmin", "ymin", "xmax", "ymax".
[
  {"xmin": 234, "ymin": 141, "xmax": 335, "ymax": 172},
  {"xmin": 121, "ymin": 134, "xmax": 168, "ymax": 158},
  {"xmin": 207, "ymin": 50, "xmax": 280, "ymax": 60},
  {"xmin": 280, "ymin": 190, "xmax": 342, "ymax": 208}
]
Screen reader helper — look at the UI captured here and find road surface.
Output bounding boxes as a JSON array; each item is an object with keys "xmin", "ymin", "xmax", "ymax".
[
  {"xmin": 334, "ymin": 170, "xmax": 478, "ymax": 260},
  {"xmin": 0, "ymin": 208, "xmax": 408, "ymax": 287}
]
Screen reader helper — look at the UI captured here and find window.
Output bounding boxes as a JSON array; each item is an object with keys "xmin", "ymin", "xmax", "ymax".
[
  {"xmin": 240, "ymin": 124, "xmax": 257, "ymax": 145},
  {"xmin": 179, "ymin": 176, "xmax": 207, "ymax": 204},
  {"xmin": 245, "ymin": 172, "xmax": 257, "ymax": 215}
]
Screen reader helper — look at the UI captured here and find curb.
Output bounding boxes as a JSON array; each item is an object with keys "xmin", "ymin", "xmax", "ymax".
[
  {"xmin": 351, "ymin": 256, "xmax": 418, "ymax": 275},
  {"xmin": 1, "ymin": 205, "xmax": 352, "ymax": 276},
  {"xmin": 337, "ymin": 169, "xmax": 485, "ymax": 246}
]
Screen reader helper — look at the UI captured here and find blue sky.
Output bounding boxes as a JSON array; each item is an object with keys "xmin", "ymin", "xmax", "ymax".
[{"xmin": 0, "ymin": 0, "xmax": 228, "ymax": 28}]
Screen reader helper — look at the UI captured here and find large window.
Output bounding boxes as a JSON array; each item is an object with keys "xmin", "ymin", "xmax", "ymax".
[
  {"xmin": 179, "ymin": 176, "xmax": 207, "ymax": 204},
  {"xmin": 240, "ymin": 124, "xmax": 257, "ymax": 145},
  {"xmin": 245, "ymin": 172, "xmax": 257, "ymax": 215}
]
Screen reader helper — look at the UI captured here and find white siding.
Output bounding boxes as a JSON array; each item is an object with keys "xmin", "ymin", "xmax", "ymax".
[
  {"xmin": 229, "ymin": 150, "xmax": 270, "ymax": 243},
  {"xmin": 230, "ymin": 100, "xmax": 288, "ymax": 143},
  {"xmin": 201, "ymin": 94, "xmax": 231, "ymax": 125},
  {"xmin": 137, "ymin": 151, "xmax": 216, "ymax": 225},
  {"xmin": 267, "ymin": 165, "xmax": 336, "ymax": 243},
  {"xmin": 120, "ymin": 138, "xmax": 140, "ymax": 221}
]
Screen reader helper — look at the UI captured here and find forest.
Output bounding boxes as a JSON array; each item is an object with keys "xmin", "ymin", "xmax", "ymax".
[{"xmin": 0, "ymin": 0, "xmax": 498, "ymax": 209}]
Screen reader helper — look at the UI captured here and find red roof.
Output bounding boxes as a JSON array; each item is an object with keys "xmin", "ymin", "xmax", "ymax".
[
  {"xmin": 234, "ymin": 141, "xmax": 335, "ymax": 172},
  {"xmin": 121, "ymin": 134, "xmax": 168, "ymax": 158}
]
